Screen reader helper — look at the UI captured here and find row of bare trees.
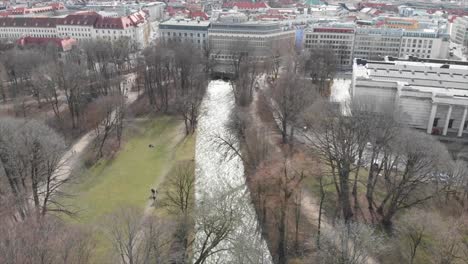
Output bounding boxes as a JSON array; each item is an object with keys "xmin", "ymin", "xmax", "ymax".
[
  {"xmin": 245, "ymin": 44, "xmax": 468, "ymax": 263},
  {"xmin": 138, "ymin": 41, "xmax": 208, "ymax": 135},
  {"xmin": 302, "ymin": 99, "xmax": 453, "ymax": 230},
  {"xmin": 0, "ymin": 40, "xmax": 138, "ymax": 264}
]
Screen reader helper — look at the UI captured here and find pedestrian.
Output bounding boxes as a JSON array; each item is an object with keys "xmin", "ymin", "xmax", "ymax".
[{"xmin": 150, "ymin": 188, "xmax": 157, "ymax": 206}]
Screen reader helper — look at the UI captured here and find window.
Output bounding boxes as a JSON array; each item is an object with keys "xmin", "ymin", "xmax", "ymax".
[
  {"xmin": 433, "ymin": 118, "xmax": 440, "ymax": 127},
  {"xmin": 448, "ymin": 119, "xmax": 454, "ymax": 129},
  {"xmin": 463, "ymin": 120, "xmax": 468, "ymax": 130}
]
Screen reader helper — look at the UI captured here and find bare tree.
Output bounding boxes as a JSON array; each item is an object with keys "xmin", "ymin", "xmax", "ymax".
[
  {"xmin": 229, "ymin": 40, "xmax": 262, "ymax": 106},
  {"xmin": 275, "ymin": 160, "xmax": 306, "ymax": 264},
  {"xmin": 314, "ymin": 220, "xmax": 384, "ymax": 264},
  {"xmin": 302, "ymin": 100, "xmax": 363, "ymax": 222},
  {"xmin": 162, "ymin": 161, "xmax": 195, "ymax": 216},
  {"xmin": 0, "ymin": 118, "xmax": 71, "ymax": 218},
  {"xmin": 439, "ymin": 159, "xmax": 468, "ymax": 206},
  {"xmin": 103, "ymin": 206, "xmax": 143, "ymax": 264},
  {"xmin": 140, "ymin": 43, "xmax": 174, "ymax": 112},
  {"xmin": 52, "ymin": 61, "xmax": 88, "ymax": 129},
  {"xmin": 374, "ymin": 129, "xmax": 451, "ymax": 230},
  {"xmin": 91, "ymin": 95, "xmax": 125, "ymax": 158},
  {"xmin": 175, "ymin": 71, "xmax": 207, "ymax": 135},
  {"xmin": 304, "ymin": 48, "xmax": 337, "ymax": 96},
  {"xmin": 269, "ymin": 69, "xmax": 315, "ymax": 144},
  {"xmin": 31, "ymin": 63, "xmax": 63, "ymax": 121},
  {"xmin": 397, "ymin": 210, "xmax": 427, "ymax": 264},
  {"xmin": 192, "ymin": 191, "xmax": 241, "ymax": 264},
  {"xmin": 0, "ymin": 216, "xmax": 94, "ymax": 264}
]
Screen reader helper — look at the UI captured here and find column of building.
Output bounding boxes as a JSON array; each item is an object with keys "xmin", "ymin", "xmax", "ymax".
[{"xmin": 427, "ymin": 103, "xmax": 468, "ymax": 137}]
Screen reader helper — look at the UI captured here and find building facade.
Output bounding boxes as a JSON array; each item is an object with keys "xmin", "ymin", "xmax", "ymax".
[
  {"xmin": 303, "ymin": 26, "xmax": 355, "ymax": 67},
  {"xmin": 159, "ymin": 19, "xmax": 210, "ymax": 49},
  {"xmin": 208, "ymin": 15, "xmax": 295, "ymax": 68},
  {"xmin": 352, "ymin": 28, "xmax": 403, "ymax": 61},
  {"xmin": 352, "ymin": 58, "xmax": 468, "ymax": 137},
  {"xmin": 451, "ymin": 16, "xmax": 468, "ymax": 46},
  {"xmin": 0, "ymin": 11, "xmax": 151, "ymax": 47},
  {"xmin": 303, "ymin": 25, "xmax": 450, "ymax": 67}
]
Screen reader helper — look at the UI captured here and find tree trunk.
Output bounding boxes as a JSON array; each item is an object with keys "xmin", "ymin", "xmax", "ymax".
[
  {"xmin": 339, "ymin": 166, "xmax": 353, "ymax": 222},
  {"xmin": 281, "ymin": 120, "xmax": 288, "ymax": 144},
  {"xmin": 278, "ymin": 204, "xmax": 287, "ymax": 264},
  {"xmin": 366, "ymin": 150, "xmax": 378, "ymax": 211},
  {"xmin": 0, "ymin": 83, "xmax": 6, "ymax": 102},
  {"xmin": 317, "ymin": 176, "xmax": 325, "ymax": 249}
]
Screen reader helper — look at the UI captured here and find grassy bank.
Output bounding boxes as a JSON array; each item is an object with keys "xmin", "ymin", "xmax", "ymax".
[{"xmin": 60, "ymin": 116, "xmax": 195, "ymax": 262}]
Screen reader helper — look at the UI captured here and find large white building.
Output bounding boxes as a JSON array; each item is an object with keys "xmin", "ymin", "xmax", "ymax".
[
  {"xmin": 0, "ymin": 10, "xmax": 151, "ymax": 47},
  {"xmin": 303, "ymin": 24, "xmax": 450, "ymax": 67},
  {"xmin": 352, "ymin": 57, "xmax": 468, "ymax": 137}
]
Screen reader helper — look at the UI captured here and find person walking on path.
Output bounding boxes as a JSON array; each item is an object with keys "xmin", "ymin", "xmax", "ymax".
[{"xmin": 150, "ymin": 188, "xmax": 158, "ymax": 206}]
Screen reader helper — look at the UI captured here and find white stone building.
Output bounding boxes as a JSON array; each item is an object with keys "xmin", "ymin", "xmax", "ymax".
[{"xmin": 352, "ymin": 58, "xmax": 468, "ymax": 137}]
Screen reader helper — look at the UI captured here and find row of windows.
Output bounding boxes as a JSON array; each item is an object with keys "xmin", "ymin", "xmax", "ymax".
[
  {"xmin": 0, "ymin": 33, "xmax": 57, "ymax": 38},
  {"xmin": 402, "ymin": 39, "xmax": 434, "ymax": 44},
  {"xmin": 58, "ymin": 27, "xmax": 91, "ymax": 32},
  {"xmin": 306, "ymin": 34, "xmax": 352, "ymax": 40},
  {"xmin": 166, "ymin": 32, "xmax": 206, "ymax": 38},
  {"xmin": 401, "ymin": 48, "xmax": 431, "ymax": 53},
  {"xmin": 0, "ymin": 27, "xmax": 135, "ymax": 35},
  {"xmin": 0, "ymin": 28, "xmax": 55, "ymax": 33},
  {"xmin": 164, "ymin": 37, "xmax": 206, "ymax": 44},
  {"xmin": 305, "ymin": 40, "xmax": 352, "ymax": 46},
  {"xmin": 356, "ymin": 42, "xmax": 400, "ymax": 48}
]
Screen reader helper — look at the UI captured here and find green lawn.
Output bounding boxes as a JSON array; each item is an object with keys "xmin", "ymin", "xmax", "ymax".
[{"xmin": 60, "ymin": 116, "xmax": 195, "ymax": 263}]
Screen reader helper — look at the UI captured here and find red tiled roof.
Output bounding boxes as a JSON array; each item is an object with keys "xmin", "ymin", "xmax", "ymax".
[
  {"xmin": 16, "ymin": 36, "xmax": 76, "ymax": 51},
  {"xmin": 222, "ymin": 1, "xmax": 269, "ymax": 9},
  {"xmin": 58, "ymin": 12, "xmax": 100, "ymax": 26},
  {"xmin": 189, "ymin": 11, "xmax": 209, "ymax": 20},
  {"xmin": 0, "ymin": 16, "xmax": 57, "ymax": 27},
  {"xmin": 0, "ymin": 11, "xmax": 147, "ymax": 29},
  {"xmin": 8, "ymin": 3, "xmax": 64, "ymax": 15}
]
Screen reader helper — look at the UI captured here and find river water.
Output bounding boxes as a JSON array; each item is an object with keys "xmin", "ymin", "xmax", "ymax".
[{"xmin": 194, "ymin": 80, "xmax": 272, "ymax": 263}]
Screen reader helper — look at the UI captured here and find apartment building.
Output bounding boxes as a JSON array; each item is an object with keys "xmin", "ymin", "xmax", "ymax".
[
  {"xmin": 0, "ymin": 11, "xmax": 151, "ymax": 47},
  {"xmin": 352, "ymin": 58, "xmax": 468, "ymax": 137},
  {"xmin": 159, "ymin": 19, "xmax": 210, "ymax": 49}
]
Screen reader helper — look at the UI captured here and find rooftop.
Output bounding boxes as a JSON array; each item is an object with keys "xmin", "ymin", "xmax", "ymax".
[
  {"xmin": 353, "ymin": 57, "xmax": 468, "ymax": 91},
  {"xmin": 159, "ymin": 19, "xmax": 210, "ymax": 27}
]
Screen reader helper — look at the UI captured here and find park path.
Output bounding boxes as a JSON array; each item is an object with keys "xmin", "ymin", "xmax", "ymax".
[
  {"xmin": 253, "ymin": 76, "xmax": 378, "ymax": 264},
  {"xmin": 194, "ymin": 80, "xmax": 272, "ymax": 263},
  {"xmin": 36, "ymin": 74, "xmax": 139, "ymax": 203}
]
